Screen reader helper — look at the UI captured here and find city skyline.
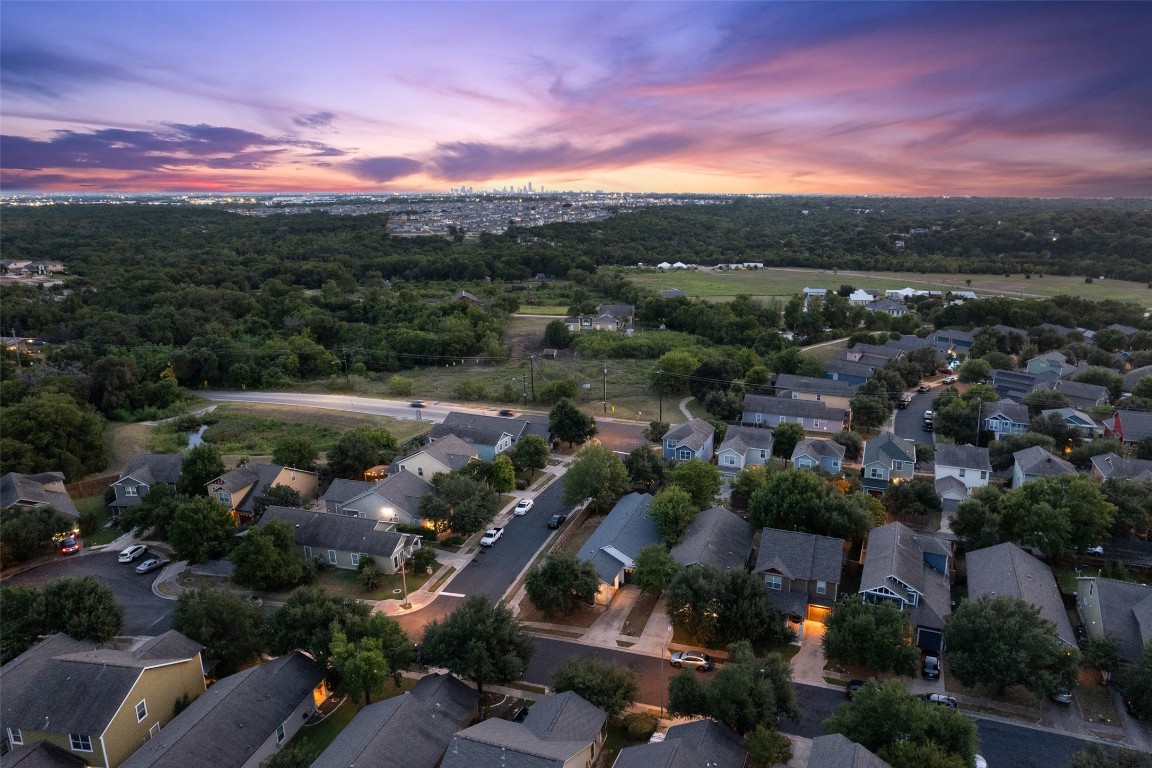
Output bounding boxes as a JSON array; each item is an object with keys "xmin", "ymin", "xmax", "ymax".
[{"xmin": 2, "ymin": 1, "xmax": 1149, "ymax": 197}]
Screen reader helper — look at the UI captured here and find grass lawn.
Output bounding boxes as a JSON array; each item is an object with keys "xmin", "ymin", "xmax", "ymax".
[
  {"xmin": 600, "ymin": 720, "xmax": 651, "ymax": 768},
  {"xmin": 304, "ymin": 565, "xmax": 434, "ymax": 602},
  {"xmin": 287, "ymin": 677, "xmax": 417, "ymax": 757},
  {"xmin": 73, "ymin": 496, "xmax": 123, "ymax": 546},
  {"xmin": 517, "ymin": 306, "xmax": 569, "ymax": 316}
]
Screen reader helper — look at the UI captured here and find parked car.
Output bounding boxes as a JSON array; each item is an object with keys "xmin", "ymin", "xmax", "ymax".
[
  {"xmin": 499, "ymin": 409, "xmax": 516, "ymax": 417},
  {"xmin": 59, "ymin": 537, "xmax": 81, "ymax": 555},
  {"xmin": 897, "ymin": 395, "xmax": 912, "ymax": 409},
  {"xmin": 943, "ymin": 376, "xmax": 958, "ymax": 384},
  {"xmin": 548, "ymin": 513, "xmax": 568, "ymax": 529},
  {"xmin": 919, "ymin": 693, "xmax": 958, "ymax": 709},
  {"xmin": 1085, "ymin": 545, "xmax": 1104, "ymax": 555},
  {"xmin": 135, "ymin": 557, "xmax": 169, "ymax": 574},
  {"xmin": 479, "ymin": 528, "xmax": 503, "ymax": 546},
  {"xmin": 410, "ymin": 399, "xmax": 429, "ymax": 408},
  {"xmin": 846, "ymin": 679, "xmax": 867, "ymax": 699},
  {"xmin": 514, "ymin": 499, "xmax": 533, "ymax": 515},
  {"xmin": 118, "ymin": 544, "xmax": 148, "ymax": 563},
  {"xmin": 922, "ymin": 655, "xmax": 941, "ymax": 680},
  {"xmin": 1050, "ymin": 690, "xmax": 1074, "ymax": 704},
  {"xmin": 670, "ymin": 651, "xmax": 715, "ymax": 671},
  {"xmin": 918, "ymin": 384, "xmax": 932, "ymax": 393},
  {"xmin": 975, "ymin": 756, "xmax": 988, "ymax": 768}
]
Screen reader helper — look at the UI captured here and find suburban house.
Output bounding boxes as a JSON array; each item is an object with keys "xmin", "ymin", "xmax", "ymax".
[
  {"xmin": 563, "ymin": 313, "xmax": 622, "ymax": 333},
  {"xmin": 108, "ymin": 454, "xmax": 183, "ymax": 518},
  {"xmin": 1031, "ymin": 379, "xmax": 1110, "ymax": 410},
  {"xmin": 859, "ymin": 522, "xmax": 952, "ymax": 652},
  {"xmin": 1123, "ymin": 365, "xmax": 1152, "ymax": 393},
  {"xmin": 807, "ymin": 734, "xmax": 893, "ymax": 768},
  {"xmin": 669, "ymin": 506, "xmax": 755, "ymax": 571},
  {"xmin": 613, "ymin": 720, "xmax": 745, "ymax": 768},
  {"xmin": 1, "ymin": 471, "xmax": 79, "ymax": 518},
  {"xmin": 1090, "ymin": 452, "xmax": 1152, "ymax": 482},
  {"xmin": 741, "ymin": 394, "xmax": 848, "ymax": 433},
  {"xmin": 791, "ymin": 438, "xmax": 846, "ymax": 474},
  {"xmin": 1039, "ymin": 408, "xmax": 1105, "ymax": 439},
  {"xmin": 773, "ymin": 374, "xmax": 859, "ymax": 411},
  {"xmin": 1011, "ymin": 446, "xmax": 1075, "ymax": 488},
  {"xmin": 989, "ymin": 368, "xmax": 1059, "ymax": 401},
  {"xmin": 802, "ymin": 287, "xmax": 828, "ymax": 309},
  {"xmin": 931, "ymin": 328, "xmax": 976, "ymax": 351},
  {"xmin": 662, "ymin": 418, "xmax": 716, "ymax": 462},
  {"xmin": 1076, "ymin": 576, "xmax": 1152, "ymax": 665},
  {"xmin": 598, "ymin": 304, "xmax": 635, "ymax": 325},
  {"xmin": 823, "ymin": 358, "xmax": 875, "ymax": 385},
  {"xmin": 392, "ymin": 434, "xmax": 477, "ymax": 480},
  {"xmin": 0, "ymin": 632, "xmax": 206, "ymax": 768},
  {"xmin": 450, "ymin": 290, "xmax": 483, "ymax": 306},
  {"xmin": 967, "ymin": 543, "xmax": 1077, "ymax": 647},
  {"xmin": 207, "ymin": 463, "xmax": 318, "ymax": 524},
  {"xmin": 864, "ymin": 298, "xmax": 909, "ymax": 317},
  {"xmin": 576, "ymin": 493, "xmax": 661, "ymax": 606},
  {"xmin": 754, "ymin": 528, "xmax": 844, "ymax": 626},
  {"xmin": 3, "ymin": 742, "xmax": 87, "ymax": 767},
  {"xmin": 659, "ymin": 289, "xmax": 685, "ymax": 298},
  {"xmin": 841, "ymin": 343, "xmax": 904, "ymax": 367},
  {"xmin": 932, "ymin": 444, "xmax": 991, "ymax": 496},
  {"xmin": 982, "ymin": 400, "xmax": 1031, "ymax": 440},
  {"xmin": 119, "ymin": 652, "xmax": 326, "ymax": 768},
  {"xmin": 848, "ymin": 288, "xmax": 876, "ymax": 305},
  {"xmin": 440, "ymin": 691, "xmax": 606, "ymax": 768},
  {"xmin": 328, "ymin": 472, "xmax": 436, "ymax": 526},
  {"xmin": 1105, "ymin": 410, "xmax": 1152, "ymax": 447},
  {"xmin": 1026, "ymin": 351, "xmax": 1077, "ymax": 377},
  {"xmin": 861, "ymin": 433, "xmax": 916, "ymax": 495},
  {"xmin": 259, "ymin": 506, "xmax": 421, "ymax": 574},
  {"xmin": 715, "ymin": 425, "xmax": 774, "ymax": 475},
  {"xmin": 310, "ymin": 674, "xmax": 478, "ymax": 768},
  {"xmin": 429, "ymin": 412, "xmax": 549, "ymax": 460}
]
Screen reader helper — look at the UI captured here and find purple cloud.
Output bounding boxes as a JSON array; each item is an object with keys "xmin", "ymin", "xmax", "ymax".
[
  {"xmin": 0, "ymin": 44, "xmax": 132, "ymax": 99},
  {"xmin": 347, "ymin": 156, "xmax": 424, "ymax": 182},
  {"xmin": 292, "ymin": 111, "xmax": 336, "ymax": 129}
]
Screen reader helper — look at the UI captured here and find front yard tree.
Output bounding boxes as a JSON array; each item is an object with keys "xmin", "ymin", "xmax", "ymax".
[
  {"xmin": 822, "ymin": 597, "xmax": 919, "ymax": 677},
  {"xmin": 421, "ymin": 594, "xmax": 535, "ymax": 696},
  {"xmin": 173, "ymin": 588, "xmax": 267, "ymax": 675},
  {"xmin": 1121, "ymin": 642, "xmax": 1152, "ymax": 721},
  {"xmin": 420, "ymin": 473, "xmax": 500, "ymax": 535},
  {"xmin": 512, "ymin": 435, "xmax": 550, "ymax": 473},
  {"xmin": 550, "ymin": 656, "xmax": 639, "ymax": 720},
  {"xmin": 489, "ymin": 454, "xmax": 516, "ymax": 493},
  {"xmin": 178, "ymin": 443, "xmax": 226, "ymax": 496},
  {"xmin": 715, "ymin": 567, "xmax": 790, "ymax": 646},
  {"xmin": 272, "ymin": 434, "xmax": 319, "ymax": 472},
  {"xmin": 668, "ymin": 641, "xmax": 799, "ymax": 735},
  {"xmin": 326, "ymin": 425, "xmax": 397, "ymax": 480},
  {"xmin": 0, "ymin": 505, "xmax": 75, "ymax": 564},
  {"xmin": 631, "ymin": 544, "xmax": 682, "ymax": 597},
  {"xmin": 41, "ymin": 575, "xmax": 124, "ymax": 644},
  {"xmin": 649, "ymin": 486, "xmax": 698, "ymax": 545},
  {"xmin": 231, "ymin": 520, "xmax": 307, "ymax": 590},
  {"xmin": 667, "ymin": 563, "xmax": 723, "ymax": 644},
  {"xmin": 882, "ymin": 476, "xmax": 943, "ymax": 519},
  {"xmin": 0, "ymin": 586, "xmax": 45, "ymax": 662},
  {"xmin": 944, "ymin": 594, "xmax": 1081, "ymax": 696},
  {"xmin": 668, "ymin": 459, "xmax": 722, "ymax": 510},
  {"xmin": 525, "ymin": 552, "xmax": 600, "ymax": 620},
  {"xmin": 1082, "ymin": 634, "xmax": 1124, "ymax": 684},
  {"xmin": 168, "ymin": 496, "xmax": 236, "ymax": 563},
  {"xmin": 549, "ymin": 398, "xmax": 597, "ymax": 447},
  {"xmin": 624, "ymin": 445, "xmax": 666, "ymax": 490},
  {"xmin": 562, "ymin": 443, "xmax": 630, "ymax": 508},
  {"xmin": 330, "ymin": 630, "xmax": 390, "ymax": 705},
  {"xmin": 267, "ymin": 587, "xmax": 371, "ymax": 665},
  {"xmin": 543, "ymin": 319, "xmax": 573, "ymax": 349}
]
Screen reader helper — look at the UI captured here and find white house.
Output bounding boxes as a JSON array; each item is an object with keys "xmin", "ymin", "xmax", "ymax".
[{"xmin": 933, "ymin": 444, "xmax": 991, "ymax": 496}]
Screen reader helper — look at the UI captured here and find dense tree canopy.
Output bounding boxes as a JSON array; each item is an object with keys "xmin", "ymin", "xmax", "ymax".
[
  {"xmin": 525, "ymin": 552, "xmax": 601, "ymax": 620},
  {"xmin": 173, "ymin": 588, "xmax": 267, "ymax": 675},
  {"xmin": 668, "ymin": 641, "xmax": 798, "ymax": 735},
  {"xmin": 822, "ymin": 597, "xmax": 919, "ymax": 677},
  {"xmin": 420, "ymin": 594, "xmax": 535, "ymax": 696},
  {"xmin": 562, "ymin": 443, "xmax": 631, "ymax": 508},
  {"xmin": 550, "ymin": 656, "xmax": 639, "ymax": 720}
]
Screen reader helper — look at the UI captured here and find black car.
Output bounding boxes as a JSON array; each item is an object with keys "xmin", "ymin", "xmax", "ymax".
[
  {"xmin": 499, "ymin": 409, "xmax": 516, "ymax": 417},
  {"xmin": 919, "ymin": 693, "xmax": 958, "ymax": 709},
  {"xmin": 922, "ymin": 655, "xmax": 941, "ymax": 680},
  {"xmin": 548, "ymin": 513, "xmax": 568, "ymax": 529}
]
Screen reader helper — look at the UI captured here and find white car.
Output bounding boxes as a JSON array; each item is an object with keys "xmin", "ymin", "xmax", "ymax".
[
  {"xmin": 514, "ymin": 499, "xmax": 533, "ymax": 516},
  {"xmin": 118, "ymin": 544, "xmax": 147, "ymax": 563}
]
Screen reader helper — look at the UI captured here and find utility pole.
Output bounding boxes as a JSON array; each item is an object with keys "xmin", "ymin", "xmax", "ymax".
[
  {"xmin": 603, "ymin": 367, "xmax": 608, "ymax": 414},
  {"xmin": 529, "ymin": 356, "xmax": 536, "ymax": 401},
  {"xmin": 657, "ymin": 370, "xmax": 663, "ymax": 422}
]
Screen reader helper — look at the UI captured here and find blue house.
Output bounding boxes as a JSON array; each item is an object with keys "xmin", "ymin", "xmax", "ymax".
[
  {"xmin": 576, "ymin": 493, "xmax": 661, "ymax": 606},
  {"xmin": 791, "ymin": 438, "xmax": 846, "ymax": 474},
  {"xmin": 662, "ymin": 418, "xmax": 716, "ymax": 462}
]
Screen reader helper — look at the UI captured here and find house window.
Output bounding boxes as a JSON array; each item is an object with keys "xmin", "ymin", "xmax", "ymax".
[
  {"xmin": 328, "ymin": 550, "xmax": 337, "ymax": 565},
  {"xmin": 759, "ymin": 450, "xmax": 768, "ymax": 459},
  {"xmin": 724, "ymin": 455, "xmax": 736, "ymax": 466},
  {"xmin": 754, "ymin": 413, "xmax": 764, "ymax": 424},
  {"xmin": 276, "ymin": 723, "xmax": 286, "ymax": 744},
  {"xmin": 351, "ymin": 553, "xmax": 360, "ymax": 567},
  {"xmin": 124, "ymin": 485, "xmax": 138, "ymax": 497},
  {"xmin": 70, "ymin": 734, "xmax": 93, "ymax": 752},
  {"xmin": 791, "ymin": 392, "xmax": 799, "ymax": 399},
  {"xmin": 816, "ymin": 580, "xmax": 827, "ymax": 595},
  {"xmin": 980, "ymin": 471, "xmax": 988, "ymax": 480},
  {"xmin": 417, "ymin": 467, "xmax": 424, "ymax": 477},
  {"xmin": 217, "ymin": 491, "xmax": 230, "ymax": 503},
  {"xmin": 135, "ymin": 699, "xmax": 148, "ymax": 722},
  {"xmin": 334, "ymin": 503, "xmax": 344, "ymax": 514},
  {"xmin": 8, "ymin": 729, "xmax": 22, "ymax": 747},
  {"xmin": 815, "ymin": 394, "xmax": 822, "ymax": 401},
  {"xmin": 304, "ymin": 546, "xmax": 313, "ymax": 559},
  {"xmin": 959, "ymin": 468, "xmax": 966, "ymax": 478},
  {"xmin": 893, "ymin": 460, "xmax": 903, "ymax": 471},
  {"xmin": 149, "ymin": 723, "xmax": 160, "ymax": 739},
  {"xmin": 813, "ymin": 420, "xmax": 823, "ymax": 430},
  {"xmin": 679, "ymin": 448, "xmax": 692, "ymax": 460},
  {"xmin": 869, "ymin": 468, "xmax": 883, "ymax": 478},
  {"xmin": 765, "ymin": 574, "xmax": 782, "ymax": 590}
]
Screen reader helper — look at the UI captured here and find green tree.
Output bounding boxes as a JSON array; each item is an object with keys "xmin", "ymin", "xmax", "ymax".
[
  {"xmin": 745, "ymin": 725, "xmax": 793, "ymax": 768},
  {"xmin": 543, "ymin": 319, "xmax": 573, "ymax": 349},
  {"xmin": 949, "ymin": 486, "xmax": 1006, "ymax": 550},
  {"xmin": 0, "ymin": 506, "xmax": 75, "ymax": 565},
  {"xmin": 420, "ymin": 473, "xmax": 500, "ymax": 535},
  {"xmin": 1082, "ymin": 634, "xmax": 1125, "ymax": 685},
  {"xmin": 944, "ymin": 595, "xmax": 1081, "ymax": 695},
  {"xmin": 631, "ymin": 544, "xmax": 682, "ymax": 597},
  {"xmin": 624, "ymin": 445, "xmax": 666, "ymax": 490},
  {"xmin": 525, "ymin": 551, "xmax": 601, "ymax": 620},
  {"xmin": 173, "ymin": 588, "xmax": 267, "ymax": 675},
  {"xmin": 771, "ymin": 423, "xmax": 805, "ymax": 458},
  {"xmin": 1101, "ymin": 478, "xmax": 1152, "ymax": 539},
  {"xmin": 326, "ymin": 425, "xmax": 397, "ymax": 480},
  {"xmin": 562, "ymin": 443, "xmax": 630, "ymax": 508},
  {"xmin": 272, "ymin": 435, "xmax": 318, "ymax": 472},
  {"xmin": 358, "ymin": 557, "xmax": 383, "ymax": 590},
  {"xmin": 0, "ymin": 391, "xmax": 107, "ymax": 480},
  {"xmin": 489, "ymin": 454, "xmax": 516, "ymax": 493},
  {"xmin": 41, "ymin": 575, "xmax": 124, "ymax": 643},
  {"xmin": 260, "ymin": 743, "xmax": 321, "ymax": 768},
  {"xmin": 386, "ymin": 374, "xmax": 414, "ymax": 397},
  {"xmin": 832, "ymin": 430, "xmax": 863, "ymax": 461},
  {"xmin": 1120, "ymin": 643, "xmax": 1152, "ymax": 721},
  {"xmin": 330, "ymin": 629, "xmax": 390, "ymax": 705},
  {"xmin": 822, "ymin": 597, "xmax": 919, "ymax": 677},
  {"xmin": 549, "ymin": 398, "xmax": 597, "ymax": 447},
  {"xmin": 420, "ymin": 594, "xmax": 535, "ymax": 696},
  {"xmin": 882, "ymin": 476, "xmax": 943, "ymax": 518},
  {"xmin": 850, "ymin": 395, "xmax": 893, "ymax": 432},
  {"xmin": 668, "ymin": 640, "xmax": 798, "ymax": 735},
  {"xmin": 252, "ymin": 483, "xmax": 305, "ymax": 518},
  {"xmin": 988, "ymin": 432, "xmax": 1054, "ymax": 471},
  {"xmin": 116, "ymin": 482, "xmax": 177, "ymax": 537},
  {"xmin": 168, "ymin": 496, "xmax": 236, "ymax": 563},
  {"xmin": 667, "ymin": 459, "xmax": 722, "ymax": 510},
  {"xmin": 649, "ymin": 486, "xmax": 698, "ymax": 545},
  {"xmin": 511, "ymin": 435, "xmax": 550, "ymax": 473},
  {"xmin": 667, "ymin": 565, "xmax": 722, "ymax": 644},
  {"xmin": 650, "ymin": 350, "xmax": 700, "ymax": 395},
  {"xmin": 998, "ymin": 475, "xmax": 1115, "ymax": 560},
  {"xmin": 644, "ymin": 420, "xmax": 671, "ymax": 443},
  {"xmin": 747, "ymin": 470, "xmax": 823, "ymax": 530},
  {"xmin": 231, "ymin": 520, "xmax": 307, "ymax": 590},
  {"xmin": 550, "ymin": 656, "xmax": 639, "ymax": 719},
  {"xmin": 178, "ymin": 443, "xmax": 226, "ymax": 496},
  {"xmin": 1069, "ymin": 744, "xmax": 1152, "ymax": 768},
  {"xmin": 958, "ymin": 358, "xmax": 991, "ymax": 383},
  {"xmin": 0, "ymin": 586, "xmax": 45, "ymax": 662}
]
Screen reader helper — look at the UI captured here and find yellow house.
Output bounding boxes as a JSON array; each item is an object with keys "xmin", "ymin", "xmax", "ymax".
[
  {"xmin": 207, "ymin": 463, "xmax": 318, "ymax": 524},
  {"xmin": 0, "ymin": 632, "xmax": 206, "ymax": 768},
  {"xmin": 393, "ymin": 434, "xmax": 478, "ymax": 481}
]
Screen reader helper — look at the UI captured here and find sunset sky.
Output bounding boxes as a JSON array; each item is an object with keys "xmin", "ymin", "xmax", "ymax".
[{"xmin": 2, "ymin": 1, "xmax": 1149, "ymax": 196}]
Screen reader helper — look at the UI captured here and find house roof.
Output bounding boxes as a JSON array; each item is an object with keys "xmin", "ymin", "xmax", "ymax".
[
  {"xmin": 985, "ymin": 324, "xmax": 1030, "ymax": 341},
  {"xmin": 862, "ymin": 433, "xmax": 916, "ymax": 466},
  {"xmin": 663, "ymin": 418, "xmax": 715, "ymax": 453},
  {"xmin": 755, "ymin": 528, "xmax": 844, "ymax": 584},
  {"xmin": 933, "ymin": 328, "xmax": 976, "ymax": 344},
  {"xmin": 967, "ymin": 543, "xmax": 1076, "ymax": 646},
  {"xmin": 843, "ymin": 342, "xmax": 903, "ymax": 360},
  {"xmin": 210, "ymin": 463, "xmax": 311, "ymax": 513},
  {"xmin": 717, "ymin": 425, "xmax": 775, "ymax": 458},
  {"xmin": 792, "ymin": 437, "xmax": 846, "ymax": 464},
  {"xmin": 823, "ymin": 358, "xmax": 876, "ymax": 379},
  {"xmin": 576, "ymin": 493, "xmax": 660, "ymax": 583},
  {"xmin": 1123, "ymin": 364, "xmax": 1152, "ymax": 392},
  {"xmin": 346, "ymin": 471, "xmax": 436, "ymax": 518},
  {"xmin": 984, "ymin": 399, "xmax": 1029, "ymax": 424},
  {"xmin": 322, "ymin": 478, "xmax": 376, "ymax": 505},
  {"xmin": 742, "ymin": 394, "xmax": 848, "ymax": 422},
  {"xmin": 934, "ymin": 475, "xmax": 969, "ymax": 498},
  {"xmin": 934, "ymin": 444, "xmax": 990, "ymax": 472},
  {"xmin": 3, "ymin": 742, "xmax": 88, "ymax": 768},
  {"xmin": 1040, "ymin": 407, "xmax": 1102, "ymax": 429},
  {"xmin": 1113, "ymin": 410, "xmax": 1152, "ymax": 443},
  {"xmin": 884, "ymin": 335, "xmax": 934, "ymax": 352},
  {"xmin": 1032, "ymin": 379, "xmax": 1109, "ymax": 407},
  {"xmin": 121, "ymin": 652, "xmax": 323, "ymax": 768},
  {"xmin": 117, "ymin": 453, "xmax": 183, "ymax": 487},
  {"xmin": 1090, "ymin": 452, "xmax": 1152, "ymax": 481},
  {"xmin": 774, "ymin": 374, "xmax": 860, "ymax": 398},
  {"xmin": 1013, "ymin": 446, "xmax": 1075, "ymax": 478},
  {"xmin": 0, "ymin": 471, "xmax": 79, "ymax": 517},
  {"xmin": 260, "ymin": 506, "xmax": 413, "ymax": 560},
  {"xmin": 808, "ymin": 734, "xmax": 893, "ymax": 768},
  {"xmin": 598, "ymin": 303, "xmax": 634, "ymax": 320},
  {"xmin": 859, "ymin": 523, "xmax": 951, "ymax": 631},
  {"xmin": 311, "ymin": 674, "xmax": 478, "ymax": 768},
  {"xmin": 438, "ymin": 411, "xmax": 550, "ymax": 444},
  {"xmin": 1, "ymin": 631, "xmax": 202, "ymax": 736},
  {"xmin": 1107, "ymin": 323, "xmax": 1140, "ymax": 337},
  {"xmin": 408, "ymin": 434, "xmax": 477, "ymax": 473},
  {"xmin": 612, "ymin": 720, "xmax": 745, "ymax": 768},
  {"xmin": 441, "ymin": 691, "xmax": 605, "ymax": 768},
  {"xmin": 865, "ymin": 298, "xmax": 907, "ymax": 313},
  {"xmin": 1084, "ymin": 578, "xmax": 1152, "ymax": 663},
  {"xmin": 670, "ymin": 506, "xmax": 754, "ymax": 571}
]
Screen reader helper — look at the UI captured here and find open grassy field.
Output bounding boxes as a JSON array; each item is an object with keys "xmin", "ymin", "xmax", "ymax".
[{"xmin": 623, "ymin": 266, "xmax": 1152, "ymax": 306}]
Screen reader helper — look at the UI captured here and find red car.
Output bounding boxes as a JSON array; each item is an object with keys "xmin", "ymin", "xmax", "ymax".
[{"xmin": 60, "ymin": 537, "xmax": 81, "ymax": 554}]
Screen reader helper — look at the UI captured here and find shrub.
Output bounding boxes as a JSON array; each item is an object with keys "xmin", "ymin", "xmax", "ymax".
[
  {"xmin": 623, "ymin": 712, "xmax": 658, "ymax": 740},
  {"xmin": 453, "ymin": 379, "xmax": 488, "ymax": 401},
  {"xmin": 77, "ymin": 509, "xmax": 103, "ymax": 537},
  {"xmin": 410, "ymin": 546, "xmax": 438, "ymax": 573},
  {"xmin": 358, "ymin": 557, "xmax": 382, "ymax": 590},
  {"xmin": 442, "ymin": 534, "xmax": 465, "ymax": 547}
]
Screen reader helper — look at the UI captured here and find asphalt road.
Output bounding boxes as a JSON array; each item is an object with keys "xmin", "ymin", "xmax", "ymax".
[
  {"xmin": 4, "ymin": 547, "xmax": 175, "ymax": 636},
  {"xmin": 893, "ymin": 388, "xmax": 938, "ymax": 444}
]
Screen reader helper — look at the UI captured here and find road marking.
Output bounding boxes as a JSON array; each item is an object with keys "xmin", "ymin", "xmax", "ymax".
[{"xmin": 440, "ymin": 592, "xmax": 466, "ymax": 598}]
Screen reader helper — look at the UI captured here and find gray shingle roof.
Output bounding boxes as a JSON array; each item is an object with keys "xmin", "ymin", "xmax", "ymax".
[
  {"xmin": 859, "ymin": 523, "xmax": 951, "ymax": 632},
  {"xmin": 755, "ymin": 528, "xmax": 844, "ymax": 584},
  {"xmin": 1114, "ymin": 410, "xmax": 1152, "ymax": 443},
  {"xmin": 1124, "ymin": 365, "xmax": 1152, "ymax": 392},
  {"xmin": 3, "ymin": 742, "xmax": 87, "ymax": 768},
  {"xmin": 1013, "ymin": 446, "xmax": 1075, "ymax": 478},
  {"xmin": 0, "ymin": 471, "xmax": 79, "ymax": 517},
  {"xmin": 934, "ymin": 475, "xmax": 968, "ymax": 497},
  {"xmin": 808, "ymin": 734, "xmax": 893, "ymax": 768},
  {"xmin": 865, "ymin": 298, "xmax": 907, "ymax": 314},
  {"xmin": 612, "ymin": 720, "xmax": 745, "ymax": 768},
  {"xmin": 717, "ymin": 425, "xmax": 774, "ymax": 458},
  {"xmin": 416, "ymin": 434, "xmax": 478, "ymax": 472},
  {"xmin": 792, "ymin": 437, "xmax": 846, "ymax": 463},
  {"xmin": 441, "ymin": 411, "xmax": 550, "ymax": 442},
  {"xmin": 114, "ymin": 454, "xmax": 184, "ymax": 506},
  {"xmin": 577, "ymin": 494, "xmax": 660, "ymax": 583},
  {"xmin": 322, "ymin": 478, "xmax": 375, "ymax": 505},
  {"xmin": 669, "ymin": 506, "xmax": 754, "ymax": 570},
  {"xmin": 311, "ymin": 674, "xmax": 478, "ymax": 768},
  {"xmin": 934, "ymin": 444, "xmax": 990, "ymax": 472},
  {"xmin": 121, "ymin": 652, "xmax": 323, "ymax": 768},
  {"xmin": 211, "ymin": 463, "xmax": 307, "ymax": 513},
  {"xmin": 598, "ymin": 304, "xmax": 634, "ymax": 320},
  {"xmin": 346, "ymin": 472, "xmax": 437, "ymax": 519},
  {"xmin": 862, "ymin": 433, "xmax": 916, "ymax": 466},
  {"xmin": 260, "ymin": 506, "xmax": 412, "ymax": 560},
  {"xmin": 984, "ymin": 399, "xmax": 1029, "ymax": 424},
  {"xmin": 967, "ymin": 543, "xmax": 1076, "ymax": 646},
  {"xmin": 773, "ymin": 374, "xmax": 860, "ymax": 398},
  {"xmin": 742, "ymin": 394, "xmax": 848, "ymax": 422},
  {"xmin": 1087, "ymin": 578, "xmax": 1152, "ymax": 663},
  {"xmin": 1032, "ymin": 379, "xmax": 1109, "ymax": 407},
  {"xmin": 823, "ymin": 358, "xmax": 875, "ymax": 379},
  {"xmin": 1090, "ymin": 452, "xmax": 1152, "ymax": 481},
  {"xmin": 664, "ymin": 418, "xmax": 715, "ymax": 453}
]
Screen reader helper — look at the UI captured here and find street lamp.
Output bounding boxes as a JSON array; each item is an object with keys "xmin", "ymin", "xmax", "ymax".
[
  {"xmin": 399, "ymin": 549, "xmax": 412, "ymax": 609},
  {"xmin": 659, "ymin": 624, "xmax": 672, "ymax": 721},
  {"xmin": 603, "ymin": 367, "xmax": 608, "ymax": 414}
]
